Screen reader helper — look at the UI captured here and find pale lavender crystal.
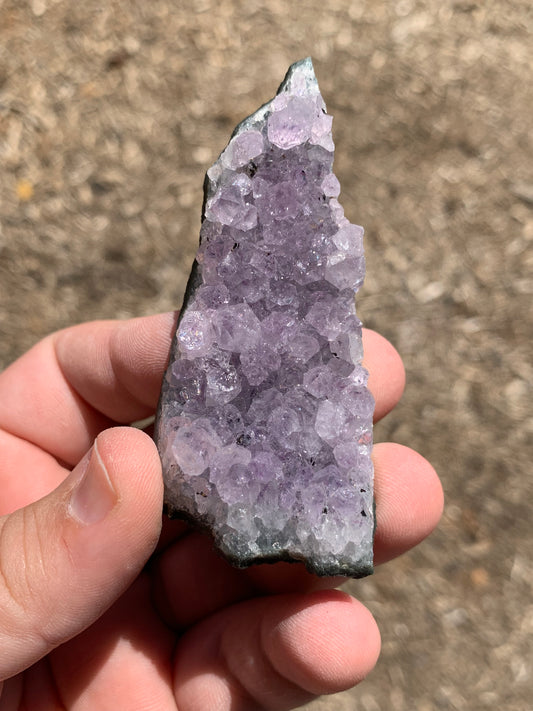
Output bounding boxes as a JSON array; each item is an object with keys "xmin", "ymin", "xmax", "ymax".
[{"xmin": 155, "ymin": 58, "xmax": 375, "ymax": 577}]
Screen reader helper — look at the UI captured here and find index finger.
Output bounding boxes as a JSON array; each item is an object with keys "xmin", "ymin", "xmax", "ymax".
[{"xmin": 0, "ymin": 313, "xmax": 177, "ymax": 466}]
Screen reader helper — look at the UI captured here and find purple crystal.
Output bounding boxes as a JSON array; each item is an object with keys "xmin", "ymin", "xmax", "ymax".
[{"xmin": 155, "ymin": 58, "xmax": 375, "ymax": 577}]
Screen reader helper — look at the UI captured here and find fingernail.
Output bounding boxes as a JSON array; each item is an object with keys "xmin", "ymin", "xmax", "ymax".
[{"xmin": 69, "ymin": 438, "xmax": 117, "ymax": 525}]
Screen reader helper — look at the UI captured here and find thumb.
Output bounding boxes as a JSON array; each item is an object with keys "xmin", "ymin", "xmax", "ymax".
[{"xmin": 0, "ymin": 427, "xmax": 163, "ymax": 681}]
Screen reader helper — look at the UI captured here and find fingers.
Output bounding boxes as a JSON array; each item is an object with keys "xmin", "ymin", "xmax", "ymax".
[
  {"xmin": 153, "ymin": 530, "xmax": 256, "ymax": 631},
  {"xmin": 0, "ymin": 429, "xmax": 67, "ymax": 515},
  {"xmin": 154, "ymin": 441, "xmax": 442, "ymax": 627},
  {"xmin": 173, "ymin": 589, "xmax": 380, "ymax": 711},
  {"xmin": 372, "ymin": 442, "xmax": 444, "ymax": 565},
  {"xmin": 363, "ymin": 328, "xmax": 405, "ymax": 421},
  {"xmin": 54, "ymin": 312, "xmax": 178, "ymax": 424},
  {"xmin": 0, "ymin": 315, "xmax": 400, "ymax": 469},
  {"xmin": 0, "ymin": 428, "xmax": 163, "ymax": 681},
  {"xmin": 47, "ymin": 577, "xmax": 176, "ymax": 711},
  {"xmin": 0, "ymin": 313, "xmax": 177, "ymax": 466}
]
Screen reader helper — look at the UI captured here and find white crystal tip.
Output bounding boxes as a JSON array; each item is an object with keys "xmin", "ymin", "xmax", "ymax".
[{"xmin": 278, "ymin": 57, "xmax": 319, "ymax": 97}]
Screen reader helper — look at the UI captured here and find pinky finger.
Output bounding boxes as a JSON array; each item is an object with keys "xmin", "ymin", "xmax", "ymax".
[{"xmin": 173, "ymin": 589, "xmax": 380, "ymax": 711}]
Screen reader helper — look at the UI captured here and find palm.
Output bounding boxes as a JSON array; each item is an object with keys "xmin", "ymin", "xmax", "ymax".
[{"xmin": 0, "ymin": 314, "xmax": 442, "ymax": 710}]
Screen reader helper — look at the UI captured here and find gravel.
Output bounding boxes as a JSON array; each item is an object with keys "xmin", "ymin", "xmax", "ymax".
[{"xmin": 1, "ymin": 2, "xmax": 531, "ymax": 709}]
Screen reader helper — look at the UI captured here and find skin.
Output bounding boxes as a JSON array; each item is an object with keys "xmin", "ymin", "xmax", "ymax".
[{"xmin": 0, "ymin": 312, "xmax": 443, "ymax": 710}]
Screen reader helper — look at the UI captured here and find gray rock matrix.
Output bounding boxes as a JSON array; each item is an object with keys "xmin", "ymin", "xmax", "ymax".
[{"xmin": 155, "ymin": 58, "xmax": 375, "ymax": 577}]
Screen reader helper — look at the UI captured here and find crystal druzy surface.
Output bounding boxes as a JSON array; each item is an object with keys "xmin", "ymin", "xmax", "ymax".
[{"xmin": 155, "ymin": 58, "xmax": 375, "ymax": 577}]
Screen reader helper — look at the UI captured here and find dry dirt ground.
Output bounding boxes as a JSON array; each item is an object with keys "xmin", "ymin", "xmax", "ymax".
[{"xmin": 1, "ymin": 1, "xmax": 532, "ymax": 710}]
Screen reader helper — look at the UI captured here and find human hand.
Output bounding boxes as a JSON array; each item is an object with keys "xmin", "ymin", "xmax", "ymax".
[{"xmin": 0, "ymin": 313, "xmax": 443, "ymax": 710}]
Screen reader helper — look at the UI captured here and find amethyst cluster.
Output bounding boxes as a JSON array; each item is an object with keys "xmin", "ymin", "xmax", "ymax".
[{"xmin": 155, "ymin": 58, "xmax": 375, "ymax": 577}]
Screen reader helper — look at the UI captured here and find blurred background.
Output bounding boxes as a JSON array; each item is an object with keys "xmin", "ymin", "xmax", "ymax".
[{"xmin": 0, "ymin": 1, "xmax": 531, "ymax": 709}]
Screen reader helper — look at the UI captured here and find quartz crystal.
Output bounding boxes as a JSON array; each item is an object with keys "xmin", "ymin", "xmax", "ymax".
[{"xmin": 155, "ymin": 58, "xmax": 375, "ymax": 577}]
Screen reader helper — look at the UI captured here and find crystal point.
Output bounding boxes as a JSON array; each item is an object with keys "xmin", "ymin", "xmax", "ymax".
[{"xmin": 155, "ymin": 58, "xmax": 375, "ymax": 578}]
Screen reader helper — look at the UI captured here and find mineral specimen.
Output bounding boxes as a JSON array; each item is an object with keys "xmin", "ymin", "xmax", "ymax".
[{"xmin": 155, "ymin": 58, "xmax": 375, "ymax": 577}]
